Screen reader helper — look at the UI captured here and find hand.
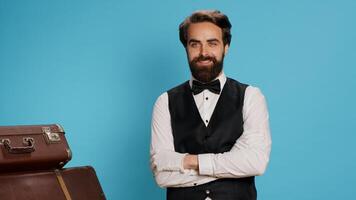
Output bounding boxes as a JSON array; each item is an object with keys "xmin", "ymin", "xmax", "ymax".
[{"xmin": 183, "ymin": 154, "xmax": 199, "ymax": 170}]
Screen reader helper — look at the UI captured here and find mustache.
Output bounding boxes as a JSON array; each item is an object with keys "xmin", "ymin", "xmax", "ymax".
[{"xmin": 193, "ymin": 55, "xmax": 217, "ymax": 63}]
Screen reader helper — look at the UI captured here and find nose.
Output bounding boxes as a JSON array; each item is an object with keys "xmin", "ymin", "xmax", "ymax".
[{"xmin": 200, "ymin": 44, "xmax": 209, "ymax": 57}]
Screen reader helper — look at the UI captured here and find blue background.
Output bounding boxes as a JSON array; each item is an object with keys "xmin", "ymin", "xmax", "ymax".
[{"xmin": 1, "ymin": 0, "xmax": 355, "ymax": 199}]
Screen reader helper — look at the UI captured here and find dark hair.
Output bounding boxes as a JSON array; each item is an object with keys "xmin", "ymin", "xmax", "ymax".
[{"xmin": 179, "ymin": 10, "xmax": 232, "ymax": 47}]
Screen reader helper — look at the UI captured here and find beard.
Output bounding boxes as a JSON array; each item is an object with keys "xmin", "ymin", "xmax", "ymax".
[{"xmin": 189, "ymin": 54, "xmax": 224, "ymax": 83}]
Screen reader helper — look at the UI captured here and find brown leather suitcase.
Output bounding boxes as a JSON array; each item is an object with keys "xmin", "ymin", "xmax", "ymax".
[
  {"xmin": 0, "ymin": 166, "xmax": 106, "ymax": 200},
  {"xmin": 0, "ymin": 124, "xmax": 71, "ymax": 172}
]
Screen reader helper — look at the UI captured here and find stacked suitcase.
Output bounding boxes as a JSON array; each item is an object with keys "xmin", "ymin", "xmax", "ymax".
[{"xmin": 0, "ymin": 124, "xmax": 106, "ymax": 200}]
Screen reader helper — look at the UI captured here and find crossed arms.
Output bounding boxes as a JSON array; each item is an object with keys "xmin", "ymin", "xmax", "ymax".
[{"xmin": 150, "ymin": 86, "xmax": 272, "ymax": 188}]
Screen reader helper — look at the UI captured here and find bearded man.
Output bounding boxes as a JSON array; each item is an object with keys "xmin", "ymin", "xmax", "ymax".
[{"xmin": 150, "ymin": 10, "xmax": 272, "ymax": 200}]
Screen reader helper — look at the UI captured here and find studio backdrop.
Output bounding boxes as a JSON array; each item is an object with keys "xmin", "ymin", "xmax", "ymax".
[{"xmin": 0, "ymin": 0, "xmax": 355, "ymax": 199}]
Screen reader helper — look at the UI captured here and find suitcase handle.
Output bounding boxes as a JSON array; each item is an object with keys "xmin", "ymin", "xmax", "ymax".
[{"xmin": 1, "ymin": 137, "xmax": 35, "ymax": 154}]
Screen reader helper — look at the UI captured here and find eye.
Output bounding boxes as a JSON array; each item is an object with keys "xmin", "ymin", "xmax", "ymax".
[
  {"xmin": 208, "ymin": 42, "xmax": 218, "ymax": 47},
  {"xmin": 190, "ymin": 42, "xmax": 199, "ymax": 48}
]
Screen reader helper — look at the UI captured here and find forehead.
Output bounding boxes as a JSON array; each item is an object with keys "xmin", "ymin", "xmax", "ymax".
[{"xmin": 187, "ymin": 22, "xmax": 223, "ymax": 41}]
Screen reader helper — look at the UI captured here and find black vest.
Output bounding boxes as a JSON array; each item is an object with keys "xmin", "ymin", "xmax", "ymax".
[{"xmin": 166, "ymin": 78, "xmax": 256, "ymax": 200}]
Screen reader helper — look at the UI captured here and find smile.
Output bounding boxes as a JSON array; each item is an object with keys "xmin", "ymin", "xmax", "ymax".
[{"xmin": 197, "ymin": 60, "xmax": 213, "ymax": 65}]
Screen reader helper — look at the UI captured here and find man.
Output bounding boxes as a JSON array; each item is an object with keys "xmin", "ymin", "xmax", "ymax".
[{"xmin": 150, "ymin": 10, "xmax": 271, "ymax": 200}]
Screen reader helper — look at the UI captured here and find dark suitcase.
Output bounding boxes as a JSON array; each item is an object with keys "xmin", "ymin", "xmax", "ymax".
[
  {"xmin": 0, "ymin": 166, "xmax": 106, "ymax": 200},
  {"xmin": 0, "ymin": 124, "xmax": 71, "ymax": 172}
]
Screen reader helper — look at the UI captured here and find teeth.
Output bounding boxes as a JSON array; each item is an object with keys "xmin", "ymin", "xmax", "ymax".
[{"xmin": 199, "ymin": 60, "xmax": 211, "ymax": 63}]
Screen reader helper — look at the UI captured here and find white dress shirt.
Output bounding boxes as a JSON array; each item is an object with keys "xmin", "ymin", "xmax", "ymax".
[{"xmin": 150, "ymin": 72, "xmax": 272, "ymax": 188}]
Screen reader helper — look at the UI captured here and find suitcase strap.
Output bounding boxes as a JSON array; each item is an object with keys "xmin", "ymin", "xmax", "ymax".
[{"xmin": 55, "ymin": 170, "xmax": 73, "ymax": 200}]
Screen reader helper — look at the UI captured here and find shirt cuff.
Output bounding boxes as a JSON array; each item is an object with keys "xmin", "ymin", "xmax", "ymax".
[
  {"xmin": 154, "ymin": 151, "xmax": 187, "ymax": 173},
  {"xmin": 166, "ymin": 152, "xmax": 187, "ymax": 173},
  {"xmin": 198, "ymin": 153, "xmax": 214, "ymax": 176}
]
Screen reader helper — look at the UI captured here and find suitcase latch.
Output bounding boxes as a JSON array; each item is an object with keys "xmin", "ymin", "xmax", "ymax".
[{"xmin": 42, "ymin": 127, "xmax": 61, "ymax": 144}]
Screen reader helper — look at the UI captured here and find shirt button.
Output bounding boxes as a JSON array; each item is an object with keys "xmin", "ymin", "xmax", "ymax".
[
  {"xmin": 194, "ymin": 183, "xmax": 197, "ymax": 186},
  {"xmin": 205, "ymin": 197, "xmax": 212, "ymax": 200},
  {"xmin": 205, "ymin": 97, "xmax": 209, "ymax": 100},
  {"xmin": 205, "ymin": 190, "xmax": 210, "ymax": 194},
  {"xmin": 205, "ymin": 120, "xmax": 208, "ymax": 123}
]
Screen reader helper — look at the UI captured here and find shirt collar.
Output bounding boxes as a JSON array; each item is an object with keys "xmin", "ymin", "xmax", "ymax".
[{"xmin": 189, "ymin": 71, "xmax": 227, "ymax": 90}]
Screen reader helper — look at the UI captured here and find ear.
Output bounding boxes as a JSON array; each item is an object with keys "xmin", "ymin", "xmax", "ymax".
[{"xmin": 224, "ymin": 44, "xmax": 229, "ymax": 55}]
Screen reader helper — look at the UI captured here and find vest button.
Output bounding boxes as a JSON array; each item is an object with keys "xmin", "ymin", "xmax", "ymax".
[{"xmin": 205, "ymin": 189, "xmax": 210, "ymax": 194}]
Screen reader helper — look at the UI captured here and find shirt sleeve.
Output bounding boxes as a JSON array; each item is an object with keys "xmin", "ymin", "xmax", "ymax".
[
  {"xmin": 150, "ymin": 92, "xmax": 217, "ymax": 187},
  {"xmin": 198, "ymin": 86, "xmax": 272, "ymax": 178}
]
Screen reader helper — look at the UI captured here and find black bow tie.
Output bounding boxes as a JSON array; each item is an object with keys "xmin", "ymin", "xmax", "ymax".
[{"xmin": 191, "ymin": 79, "xmax": 221, "ymax": 95}]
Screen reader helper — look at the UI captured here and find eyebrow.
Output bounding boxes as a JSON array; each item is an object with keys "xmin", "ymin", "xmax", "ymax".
[
  {"xmin": 207, "ymin": 39, "xmax": 220, "ymax": 43},
  {"xmin": 188, "ymin": 38, "xmax": 221, "ymax": 44},
  {"xmin": 188, "ymin": 39, "xmax": 201, "ymax": 44}
]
